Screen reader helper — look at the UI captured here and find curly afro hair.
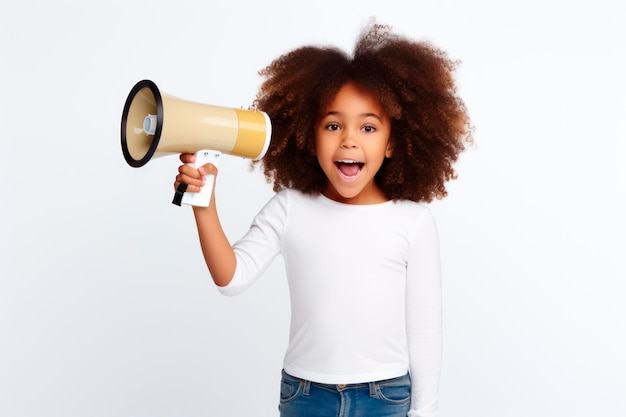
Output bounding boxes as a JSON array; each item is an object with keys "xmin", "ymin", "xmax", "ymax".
[{"xmin": 252, "ymin": 20, "xmax": 472, "ymax": 203}]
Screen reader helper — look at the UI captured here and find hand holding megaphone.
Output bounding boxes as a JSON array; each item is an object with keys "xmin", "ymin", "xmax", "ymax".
[
  {"xmin": 172, "ymin": 152, "xmax": 221, "ymax": 207},
  {"xmin": 120, "ymin": 79, "xmax": 272, "ymax": 207},
  {"xmin": 171, "ymin": 150, "xmax": 221, "ymax": 207}
]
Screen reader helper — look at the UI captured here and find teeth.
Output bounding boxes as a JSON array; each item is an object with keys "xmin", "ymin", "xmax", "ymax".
[{"xmin": 336, "ymin": 160, "xmax": 361, "ymax": 164}]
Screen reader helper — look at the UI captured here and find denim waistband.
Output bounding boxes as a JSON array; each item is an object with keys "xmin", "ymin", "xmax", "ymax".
[{"xmin": 282, "ymin": 370, "xmax": 409, "ymax": 397}]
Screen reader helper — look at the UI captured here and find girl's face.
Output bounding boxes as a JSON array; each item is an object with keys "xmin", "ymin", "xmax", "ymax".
[{"xmin": 315, "ymin": 82, "xmax": 392, "ymax": 204}]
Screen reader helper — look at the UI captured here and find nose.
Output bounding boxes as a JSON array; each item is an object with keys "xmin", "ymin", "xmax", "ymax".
[{"xmin": 340, "ymin": 130, "xmax": 358, "ymax": 149}]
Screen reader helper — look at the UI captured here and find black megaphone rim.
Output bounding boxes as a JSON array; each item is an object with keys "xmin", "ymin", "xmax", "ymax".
[{"xmin": 120, "ymin": 79, "xmax": 163, "ymax": 168}]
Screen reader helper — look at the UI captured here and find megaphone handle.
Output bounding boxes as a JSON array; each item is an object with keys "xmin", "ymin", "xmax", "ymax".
[{"xmin": 178, "ymin": 150, "xmax": 222, "ymax": 208}]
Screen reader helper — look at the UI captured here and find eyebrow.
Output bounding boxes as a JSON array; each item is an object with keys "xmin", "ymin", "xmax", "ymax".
[{"xmin": 322, "ymin": 111, "xmax": 384, "ymax": 121}]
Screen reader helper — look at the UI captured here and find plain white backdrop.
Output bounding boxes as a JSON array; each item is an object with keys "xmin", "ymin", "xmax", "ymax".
[{"xmin": 1, "ymin": 1, "xmax": 625, "ymax": 416}]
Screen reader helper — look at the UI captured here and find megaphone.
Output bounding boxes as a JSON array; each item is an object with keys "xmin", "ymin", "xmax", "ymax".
[{"xmin": 120, "ymin": 79, "xmax": 271, "ymax": 207}]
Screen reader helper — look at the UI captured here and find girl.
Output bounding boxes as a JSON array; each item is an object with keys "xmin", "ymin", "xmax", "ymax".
[{"xmin": 174, "ymin": 21, "xmax": 471, "ymax": 417}]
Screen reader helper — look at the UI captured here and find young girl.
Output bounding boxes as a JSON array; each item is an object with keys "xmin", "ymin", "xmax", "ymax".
[{"xmin": 173, "ymin": 21, "xmax": 471, "ymax": 417}]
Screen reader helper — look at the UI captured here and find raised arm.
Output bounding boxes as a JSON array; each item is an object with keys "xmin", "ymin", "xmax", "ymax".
[{"xmin": 175, "ymin": 153, "xmax": 236, "ymax": 287}]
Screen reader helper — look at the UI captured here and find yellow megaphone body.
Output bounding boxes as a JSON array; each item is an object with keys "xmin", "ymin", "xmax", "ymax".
[{"xmin": 120, "ymin": 79, "xmax": 272, "ymax": 207}]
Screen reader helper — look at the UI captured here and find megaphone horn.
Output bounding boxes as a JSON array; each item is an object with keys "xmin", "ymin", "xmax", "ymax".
[{"xmin": 120, "ymin": 79, "xmax": 272, "ymax": 207}]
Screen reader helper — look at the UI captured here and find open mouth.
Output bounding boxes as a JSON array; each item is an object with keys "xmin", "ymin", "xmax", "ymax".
[{"xmin": 335, "ymin": 160, "xmax": 364, "ymax": 179}]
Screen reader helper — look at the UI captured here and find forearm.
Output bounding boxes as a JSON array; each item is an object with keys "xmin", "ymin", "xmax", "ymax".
[{"xmin": 192, "ymin": 199, "xmax": 236, "ymax": 287}]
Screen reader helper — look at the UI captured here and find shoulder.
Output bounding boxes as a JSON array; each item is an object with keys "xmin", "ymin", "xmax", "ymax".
[
  {"xmin": 390, "ymin": 199, "xmax": 433, "ymax": 222},
  {"xmin": 256, "ymin": 188, "xmax": 317, "ymax": 218},
  {"xmin": 389, "ymin": 200, "xmax": 438, "ymax": 240},
  {"xmin": 273, "ymin": 188, "xmax": 325, "ymax": 209}
]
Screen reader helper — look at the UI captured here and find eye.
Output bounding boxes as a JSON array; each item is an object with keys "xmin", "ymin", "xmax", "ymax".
[
  {"xmin": 362, "ymin": 125, "xmax": 376, "ymax": 133},
  {"xmin": 325, "ymin": 122, "xmax": 341, "ymax": 131}
]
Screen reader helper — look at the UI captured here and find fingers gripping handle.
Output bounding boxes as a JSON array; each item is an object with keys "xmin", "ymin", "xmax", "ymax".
[{"xmin": 180, "ymin": 150, "xmax": 221, "ymax": 207}]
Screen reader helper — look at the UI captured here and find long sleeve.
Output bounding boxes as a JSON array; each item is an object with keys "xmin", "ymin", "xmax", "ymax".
[
  {"xmin": 405, "ymin": 209, "xmax": 442, "ymax": 417},
  {"xmin": 217, "ymin": 191, "xmax": 287, "ymax": 296}
]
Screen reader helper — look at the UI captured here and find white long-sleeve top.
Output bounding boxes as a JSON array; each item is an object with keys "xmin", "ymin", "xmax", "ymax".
[{"xmin": 219, "ymin": 189, "xmax": 442, "ymax": 417}]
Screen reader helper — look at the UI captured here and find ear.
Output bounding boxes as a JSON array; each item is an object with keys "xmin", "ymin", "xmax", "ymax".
[{"xmin": 385, "ymin": 140, "xmax": 393, "ymax": 158}]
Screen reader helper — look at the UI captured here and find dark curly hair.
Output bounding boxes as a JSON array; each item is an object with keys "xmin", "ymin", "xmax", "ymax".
[{"xmin": 252, "ymin": 21, "xmax": 472, "ymax": 202}]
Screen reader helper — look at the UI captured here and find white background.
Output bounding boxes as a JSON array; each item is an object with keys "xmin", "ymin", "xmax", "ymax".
[{"xmin": 1, "ymin": 1, "xmax": 625, "ymax": 416}]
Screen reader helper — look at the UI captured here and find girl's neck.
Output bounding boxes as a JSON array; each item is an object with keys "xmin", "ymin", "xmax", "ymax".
[{"xmin": 321, "ymin": 184, "xmax": 389, "ymax": 205}]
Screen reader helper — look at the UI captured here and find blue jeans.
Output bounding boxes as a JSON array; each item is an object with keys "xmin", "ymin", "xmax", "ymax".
[{"xmin": 278, "ymin": 370, "xmax": 411, "ymax": 417}]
